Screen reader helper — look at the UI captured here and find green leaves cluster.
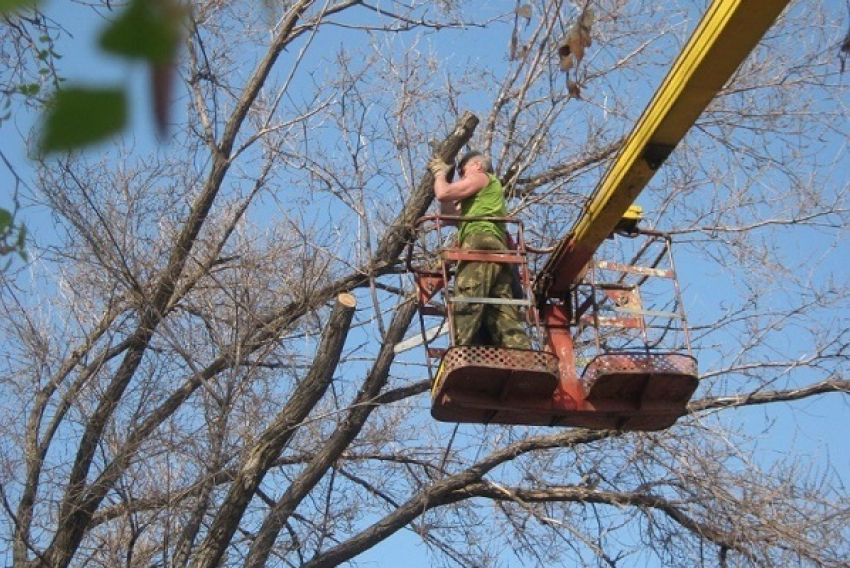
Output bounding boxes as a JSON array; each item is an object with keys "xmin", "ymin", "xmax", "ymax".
[
  {"xmin": 0, "ymin": 0, "xmax": 186, "ymax": 265},
  {"xmin": 0, "ymin": 207, "xmax": 26, "ymax": 264},
  {"xmin": 0, "ymin": 0, "xmax": 40, "ymax": 11},
  {"xmin": 1, "ymin": 0, "xmax": 186, "ymax": 153},
  {"xmin": 0, "ymin": 6, "xmax": 59, "ymax": 127}
]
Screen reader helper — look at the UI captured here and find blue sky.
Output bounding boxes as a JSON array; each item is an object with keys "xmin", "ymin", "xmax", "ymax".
[{"xmin": 2, "ymin": 1, "xmax": 848, "ymax": 566}]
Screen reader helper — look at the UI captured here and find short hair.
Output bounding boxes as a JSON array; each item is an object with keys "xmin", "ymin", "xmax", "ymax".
[{"xmin": 458, "ymin": 150, "xmax": 493, "ymax": 174}]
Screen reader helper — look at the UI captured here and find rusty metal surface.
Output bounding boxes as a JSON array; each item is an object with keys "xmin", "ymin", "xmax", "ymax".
[
  {"xmin": 582, "ymin": 352, "xmax": 697, "ymax": 382},
  {"xmin": 582, "ymin": 352, "xmax": 699, "ymax": 408},
  {"xmin": 432, "ymin": 348, "xmax": 698, "ymax": 430},
  {"xmin": 593, "ymin": 260, "xmax": 674, "ymax": 279},
  {"xmin": 441, "ymin": 345, "xmax": 559, "ymax": 375},
  {"xmin": 441, "ymin": 250, "xmax": 526, "ymax": 264},
  {"xmin": 433, "ymin": 346, "xmax": 560, "ymax": 400}
]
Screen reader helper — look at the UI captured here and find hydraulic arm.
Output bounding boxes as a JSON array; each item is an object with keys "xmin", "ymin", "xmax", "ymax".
[{"xmin": 535, "ymin": 0, "xmax": 791, "ymax": 299}]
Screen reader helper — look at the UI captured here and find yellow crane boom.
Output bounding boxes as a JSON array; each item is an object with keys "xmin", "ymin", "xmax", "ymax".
[{"xmin": 536, "ymin": 0, "xmax": 791, "ymax": 298}]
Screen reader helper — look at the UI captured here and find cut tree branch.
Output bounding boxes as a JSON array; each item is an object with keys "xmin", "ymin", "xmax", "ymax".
[{"xmin": 191, "ymin": 292, "xmax": 357, "ymax": 568}]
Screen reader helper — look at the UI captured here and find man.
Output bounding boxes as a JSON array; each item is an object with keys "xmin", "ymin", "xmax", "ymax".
[{"xmin": 428, "ymin": 151, "xmax": 531, "ymax": 349}]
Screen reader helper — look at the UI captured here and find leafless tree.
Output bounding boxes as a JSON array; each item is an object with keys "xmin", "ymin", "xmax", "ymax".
[{"xmin": 1, "ymin": 1, "xmax": 847, "ymax": 567}]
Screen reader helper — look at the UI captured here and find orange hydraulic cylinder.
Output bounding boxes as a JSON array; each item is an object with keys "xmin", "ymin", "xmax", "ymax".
[{"xmin": 542, "ymin": 304, "xmax": 583, "ymax": 411}]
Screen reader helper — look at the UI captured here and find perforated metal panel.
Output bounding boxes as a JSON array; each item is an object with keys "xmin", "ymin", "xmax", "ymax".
[
  {"xmin": 433, "ymin": 346, "xmax": 560, "ymax": 403},
  {"xmin": 582, "ymin": 352, "xmax": 697, "ymax": 383},
  {"xmin": 582, "ymin": 352, "xmax": 699, "ymax": 407},
  {"xmin": 440, "ymin": 345, "xmax": 560, "ymax": 376}
]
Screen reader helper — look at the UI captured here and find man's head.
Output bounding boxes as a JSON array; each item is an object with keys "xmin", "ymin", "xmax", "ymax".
[{"xmin": 458, "ymin": 151, "xmax": 493, "ymax": 177}]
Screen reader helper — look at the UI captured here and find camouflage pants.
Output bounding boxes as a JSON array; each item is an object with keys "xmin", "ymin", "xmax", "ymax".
[{"xmin": 452, "ymin": 232, "xmax": 531, "ymax": 349}]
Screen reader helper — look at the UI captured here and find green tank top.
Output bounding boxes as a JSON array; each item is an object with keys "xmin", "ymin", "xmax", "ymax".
[{"xmin": 458, "ymin": 173, "xmax": 507, "ymax": 244}]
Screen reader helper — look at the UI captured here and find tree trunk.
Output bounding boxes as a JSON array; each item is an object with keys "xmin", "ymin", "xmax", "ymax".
[{"xmin": 191, "ymin": 293, "xmax": 356, "ymax": 568}]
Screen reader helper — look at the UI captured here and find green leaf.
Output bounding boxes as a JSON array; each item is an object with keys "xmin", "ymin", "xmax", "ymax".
[
  {"xmin": 99, "ymin": 0, "xmax": 181, "ymax": 65},
  {"xmin": 0, "ymin": 208, "xmax": 12, "ymax": 230},
  {"xmin": 19, "ymin": 83, "xmax": 41, "ymax": 96},
  {"xmin": 40, "ymin": 87, "xmax": 127, "ymax": 153},
  {"xmin": 0, "ymin": 0, "xmax": 42, "ymax": 13},
  {"xmin": 16, "ymin": 225, "xmax": 28, "ymax": 260}
]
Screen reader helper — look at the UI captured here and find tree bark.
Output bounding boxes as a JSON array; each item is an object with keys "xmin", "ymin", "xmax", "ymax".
[
  {"xmin": 244, "ymin": 298, "xmax": 419, "ymax": 567},
  {"xmin": 191, "ymin": 292, "xmax": 356, "ymax": 568}
]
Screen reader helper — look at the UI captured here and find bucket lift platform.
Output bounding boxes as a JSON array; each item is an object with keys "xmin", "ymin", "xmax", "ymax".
[
  {"xmin": 431, "ymin": 348, "xmax": 697, "ymax": 430},
  {"xmin": 408, "ymin": 216, "xmax": 697, "ymax": 431}
]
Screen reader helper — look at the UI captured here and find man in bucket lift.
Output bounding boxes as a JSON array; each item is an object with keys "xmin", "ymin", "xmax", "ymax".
[{"xmin": 428, "ymin": 151, "xmax": 531, "ymax": 350}]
